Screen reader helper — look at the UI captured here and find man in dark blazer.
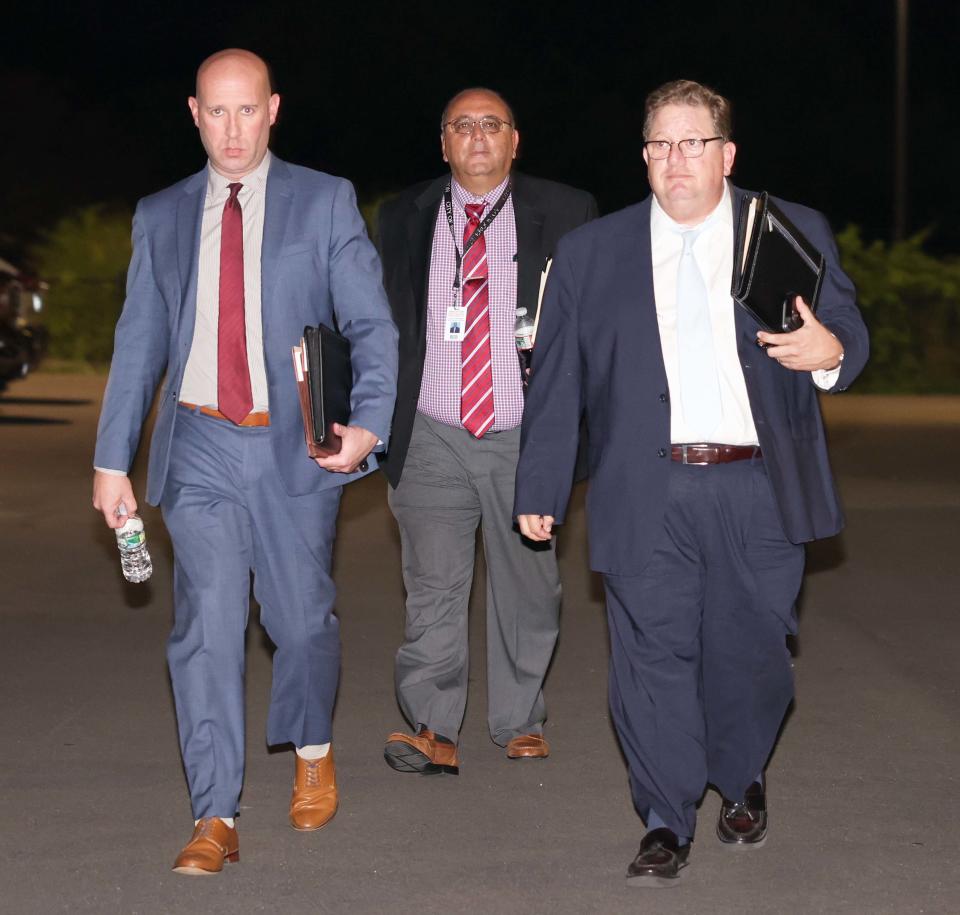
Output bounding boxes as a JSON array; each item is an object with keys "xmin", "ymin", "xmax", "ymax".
[
  {"xmin": 377, "ymin": 88, "xmax": 597, "ymax": 774},
  {"xmin": 515, "ymin": 79, "xmax": 868, "ymax": 886},
  {"xmin": 92, "ymin": 49, "xmax": 397, "ymax": 873}
]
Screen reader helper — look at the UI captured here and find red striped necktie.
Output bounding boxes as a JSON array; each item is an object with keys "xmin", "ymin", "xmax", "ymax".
[
  {"xmin": 217, "ymin": 182, "xmax": 254, "ymax": 425},
  {"xmin": 460, "ymin": 202, "xmax": 494, "ymax": 438}
]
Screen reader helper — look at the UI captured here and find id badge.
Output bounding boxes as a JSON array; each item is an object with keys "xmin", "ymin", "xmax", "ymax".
[{"xmin": 445, "ymin": 306, "xmax": 467, "ymax": 342}]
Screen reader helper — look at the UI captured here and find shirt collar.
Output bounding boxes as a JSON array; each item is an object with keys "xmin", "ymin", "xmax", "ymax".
[
  {"xmin": 651, "ymin": 179, "xmax": 732, "ymax": 235},
  {"xmin": 451, "ymin": 174, "xmax": 511, "ymax": 212},
  {"xmin": 206, "ymin": 150, "xmax": 272, "ymax": 199}
]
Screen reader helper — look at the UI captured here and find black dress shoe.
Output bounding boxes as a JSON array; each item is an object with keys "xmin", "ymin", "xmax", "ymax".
[
  {"xmin": 717, "ymin": 779, "xmax": 767, "ymax": 846},
  {"xmin": 626, "ymin": 828, "xmax": 691, "ymax": 887}
]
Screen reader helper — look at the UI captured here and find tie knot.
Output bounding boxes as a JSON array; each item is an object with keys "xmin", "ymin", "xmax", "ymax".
[
  {"xmin": 465, "ymin": 202, "xmax": 486, "ymax": 223},
  {"xmin": 227, "ymin": 183, "xmax": 243, "ymax": 206},
  {"xmin": 681, "ymin": 228, "xmax": 701, "ymax": 255}
]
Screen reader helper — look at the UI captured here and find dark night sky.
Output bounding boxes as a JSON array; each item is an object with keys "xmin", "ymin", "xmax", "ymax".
[{"xmin": 3, "ymin": 0, "xmax": 958, "ymax": 263}]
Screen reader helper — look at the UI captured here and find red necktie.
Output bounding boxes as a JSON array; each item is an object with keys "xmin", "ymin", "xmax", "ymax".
[
  {"xmin": 217, "ymin": 182, "xmax": 253, "ymax": 424},
  {"xmin": 460, "ymin": 202, "xmax": 494, "ymax": 438}
]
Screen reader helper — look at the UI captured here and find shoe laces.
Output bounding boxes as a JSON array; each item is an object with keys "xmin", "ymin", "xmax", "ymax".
[{"xmin": 303, "ymin": 758, "xmax": 323, "ymax": 787}]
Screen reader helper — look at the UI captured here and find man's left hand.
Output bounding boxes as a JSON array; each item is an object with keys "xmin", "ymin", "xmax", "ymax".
[
  {"xmin": 518, "ymin": 514, "xmax": 555, "ymax": 542},
  {"xmin": 756, "ymin": 297, "xmax": 843, "ymax": 372},
  {"xmin": 313, "ymin": 423, "xmax": 377, "ymax": 474}
]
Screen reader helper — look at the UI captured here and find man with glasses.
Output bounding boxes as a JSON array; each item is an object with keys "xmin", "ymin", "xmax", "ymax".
[
  {"xmin": 515, "ymin": 80, "xmax": 867, "ymax": 885},
  {"xmin": 377, "ymin": 87, "xmax": 597, "ymax": 775}
]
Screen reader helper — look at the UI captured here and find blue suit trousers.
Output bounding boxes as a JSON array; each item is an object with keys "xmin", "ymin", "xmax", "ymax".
[
  {"xmin": 161, "ymin": 405, "xmax": 342, "ymax": 818},
  {"xmin": 603, "ymin": 458, "xmax": 804, "ymax": 839}
]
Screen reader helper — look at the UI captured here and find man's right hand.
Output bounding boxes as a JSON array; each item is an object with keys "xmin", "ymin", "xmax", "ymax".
[
  {"xmin": 518, "ymin": 514, "xmax": 555, "ymax": 542},
  {"xmin": 93, "ymin": 471, "xmax": 137, "ymax": 529}
]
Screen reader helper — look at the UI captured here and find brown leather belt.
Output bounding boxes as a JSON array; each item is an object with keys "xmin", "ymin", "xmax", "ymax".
[
  {"xmin": 179, "ymin": 401, "xmax": 270, "ymax": 427},
  {"xmin": 671, "ymin": 443, "xmax": 761, "ymax": 465}
]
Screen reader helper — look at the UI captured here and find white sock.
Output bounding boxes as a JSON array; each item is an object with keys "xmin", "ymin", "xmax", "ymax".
[
  {"xmin": 296, "ymin": 743, "xmax": 331, "ymax": 760},
  {"xmin": 195, "ymin": 816, "xmax": 235, "ymax": 827}
]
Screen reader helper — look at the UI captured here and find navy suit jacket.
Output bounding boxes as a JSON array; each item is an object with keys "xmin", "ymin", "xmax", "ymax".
[
  {"xmin": 514, "ymin": 185, "xmax": 869, "ymax": 576},
  {"xmin": 94, "ymin": 156, "xmax": 398, "ymax": 505}
]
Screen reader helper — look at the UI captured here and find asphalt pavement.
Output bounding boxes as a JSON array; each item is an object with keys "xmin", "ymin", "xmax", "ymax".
[{"xmin": 0, "ymin": 372, "xmax": 957, "ymax": 915}]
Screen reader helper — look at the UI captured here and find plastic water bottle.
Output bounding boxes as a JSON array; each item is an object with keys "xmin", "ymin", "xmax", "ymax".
[
  {"xmin": 115, "ymin": 510, "xmax": 153, "ymax": 583},
  {"xmin": 515, "ymin": 307, "xmax": 535, "ymax": 381}
]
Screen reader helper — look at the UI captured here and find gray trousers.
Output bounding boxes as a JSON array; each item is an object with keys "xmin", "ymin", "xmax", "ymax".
[{"xmin": 388, "ymin": 412, "xmax": 561, "ymax": 745}]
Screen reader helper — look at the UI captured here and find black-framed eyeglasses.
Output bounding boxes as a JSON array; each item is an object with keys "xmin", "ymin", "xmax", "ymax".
[
  {"xmin": 445, "ymin": 116, "xmax": 514, "ymax": 135},
  {"xmin": 643, "ymin": 136, "xmax": 724, "ymax": 159}
]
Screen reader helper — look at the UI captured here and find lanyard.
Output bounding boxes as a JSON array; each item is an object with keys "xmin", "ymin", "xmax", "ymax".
[{"xmin": 443, "ymin": 179, "xmax": 513, "ymax": 294}]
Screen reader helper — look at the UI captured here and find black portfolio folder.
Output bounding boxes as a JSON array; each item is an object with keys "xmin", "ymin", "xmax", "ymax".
[
  {"xmin": 291, "ymin": 324, "xmax": 352, "ymax": 458},
  {"xmin": 732, "ymin": 192, "xmax": 825, "ymax": 332}
]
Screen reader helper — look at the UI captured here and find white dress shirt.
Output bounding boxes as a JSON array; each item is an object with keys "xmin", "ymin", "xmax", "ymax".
[{"xmin": 650, "ymin": 182, "xmax": 839, "ymax": 445}]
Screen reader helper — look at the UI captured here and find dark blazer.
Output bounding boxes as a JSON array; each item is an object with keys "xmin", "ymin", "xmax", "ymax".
[
  {"xmin": 94, "ymin": 157, "xmax": 398, "ymax": 505},
  {"xmin": 514, "ymin": 185, "xmax": 869, "ymax": 576},
  {"xmin": 376, "ymin": 171, "xmax": 598, "ymax": 488}
]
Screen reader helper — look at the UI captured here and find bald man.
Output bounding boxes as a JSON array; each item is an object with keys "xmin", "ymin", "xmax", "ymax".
[{"xmin": 93, "ymin": 50, "xmax": 397, "ymax": 874}]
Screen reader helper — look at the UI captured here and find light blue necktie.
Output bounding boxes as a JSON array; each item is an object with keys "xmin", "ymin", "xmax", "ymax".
[{"xmin": 676, "ymin": 227, "xmax": 722, "ymax": 435}]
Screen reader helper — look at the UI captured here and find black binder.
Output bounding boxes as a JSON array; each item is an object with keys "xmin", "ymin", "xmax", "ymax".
[
  {"xmin": 291, "ymin": 324, "xmax": 352, "ymax": 458},
  {"xmin": 732, "ymin": 192, "xmax": 825, "ymax": 332}
]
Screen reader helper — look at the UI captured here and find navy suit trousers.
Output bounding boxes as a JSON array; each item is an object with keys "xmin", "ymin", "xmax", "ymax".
[
  {"xmin": 161, "ymin": 405, "xmax": 341, "ymax": 818},
  {"xmin": 602, "ymin": 458, "xmax": 803, "ymax": 839}
]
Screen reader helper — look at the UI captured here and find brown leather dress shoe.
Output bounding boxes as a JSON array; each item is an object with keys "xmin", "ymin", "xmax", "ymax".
[
  {"xmin": 172, "ymin": 818, "xmax": 239, "ymax": 875},
  {"xmin": 626, "ymin": 828, "xmax": 690, "ymax": 887},
  {"xmin": 383, "ymin": 727, "xmax": 459, "ymax": 775},
  {"xmin": 289, "ymin": 748, "xmax": 338, "ymax": 831},
  {"xmin": 717, "ymin": 779, "xmax": 768, "ymax": 846},
  {"xmin": 505, "ymin": 733, "xmax": 550, "ymax": 759}
]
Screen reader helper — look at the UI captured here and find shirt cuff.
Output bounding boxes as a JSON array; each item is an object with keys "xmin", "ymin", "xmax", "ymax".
[
  {"xmin": 94, "ymin": 467, "xmax": 128, "ymax": 476},
  {"xmin": 811, "ymin": 365, "xmax": 842, "ymax": 391}
]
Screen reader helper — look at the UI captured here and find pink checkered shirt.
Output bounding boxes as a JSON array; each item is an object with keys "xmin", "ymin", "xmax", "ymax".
[{"xmin": 416, "ymin": 176, "xmax": 524, "ymax": 431}]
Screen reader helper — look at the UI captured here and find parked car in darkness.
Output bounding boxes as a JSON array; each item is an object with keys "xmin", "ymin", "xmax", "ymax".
[{"xmin": 0, "ymin": 257, "xmax": 48, "ymax": 392}]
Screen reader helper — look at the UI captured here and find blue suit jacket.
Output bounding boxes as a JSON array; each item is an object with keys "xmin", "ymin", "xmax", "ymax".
[
  {"xmin": 95, "ymin": 156, "xmax": 398, "ymax": 505},
  {"xmin": 514, "ymin": 185, "xmax": 869, "ymax": 576}
]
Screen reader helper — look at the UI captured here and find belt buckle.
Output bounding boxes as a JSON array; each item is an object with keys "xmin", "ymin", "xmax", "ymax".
[{"xmin": 682, "ymin": 443, "xmax": 711, "ymax": 466}]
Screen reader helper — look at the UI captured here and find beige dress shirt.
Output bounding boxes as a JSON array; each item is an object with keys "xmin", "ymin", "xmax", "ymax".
[{"xmin": 180, "ymin": 151, "xmax": 271, "ymax": 412}]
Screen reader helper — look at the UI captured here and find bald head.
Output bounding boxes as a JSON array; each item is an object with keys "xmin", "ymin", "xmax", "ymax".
[
  {"xmin": 195, "ymin": 49, "xmax": 273, "ymax": 98},
  {"xmin": 440, "ymin": 87, "xmax": 519, "ymax": 195},
  {"xmin": 440, "ymin": 86, "xmax": 515, "ymax": 131},
  {"xmin": 188, "ymin": 49, "xmax": 279, "ymax": 180}
]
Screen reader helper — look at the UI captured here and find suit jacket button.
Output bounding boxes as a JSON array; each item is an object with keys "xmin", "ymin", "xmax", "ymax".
[
  {"xmin": 659, "ymin": 392, "xmax": 667, "ymax": 403},
  {"xmin": 658, "ymin": 448, "xmax": 667, "ymax": 458}
]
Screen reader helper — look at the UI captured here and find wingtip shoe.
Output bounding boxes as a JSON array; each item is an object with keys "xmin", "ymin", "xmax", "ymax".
[
  {"xmin": 172, "ymin": 818, "xmax": 239, "ymax": 875},
  {"xmin": 289, "ymin": 747, "xmax": 338, "ymax": 831}
]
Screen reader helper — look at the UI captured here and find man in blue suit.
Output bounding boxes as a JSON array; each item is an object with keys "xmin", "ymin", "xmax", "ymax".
[
  {"xmin": 515, "ymin": 80, "xmax": 867, "ymax": 887},
  {"xmin": 92, "ymin": 49, "xmax": 397, "ymax": 874}
]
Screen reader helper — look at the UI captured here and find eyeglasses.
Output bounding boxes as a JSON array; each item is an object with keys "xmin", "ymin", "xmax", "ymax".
[
  {"xmin": 644, "ymin": 136, "xmax": 724, "ymax": 159},
  {"xmin": 445, "ymin": 116, "xmax": 514, "ymax": 135}
]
